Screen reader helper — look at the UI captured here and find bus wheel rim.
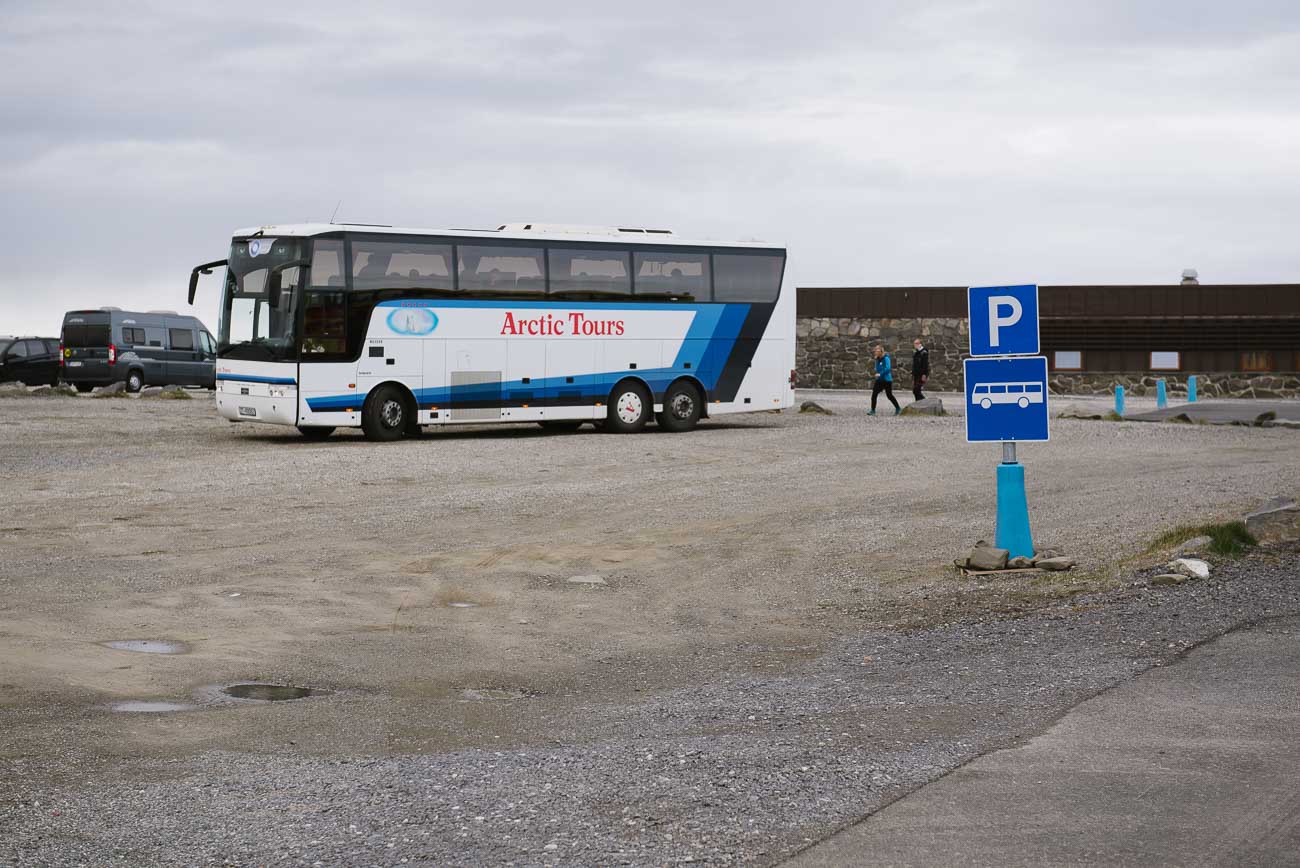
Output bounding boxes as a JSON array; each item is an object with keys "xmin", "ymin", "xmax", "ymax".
[
  {"xmin": 381, "ymin": 400, "xmax": 403, "ymax": 428},
  {"xmin": 671, "ymin": 393, "xmax": 694, "ymax": 419},
  {"xmin": 617, "ymin": 392, "xmax": 643, "ymax": 424}
]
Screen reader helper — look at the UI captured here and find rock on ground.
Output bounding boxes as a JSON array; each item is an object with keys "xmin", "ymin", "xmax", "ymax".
[
  {"xmin": 901, "ymin": 398, "xmax": 945, "ymax": 417},
  {"xmin": 799, "ymin": 401, "xmax": 833, "ymax": 415},
  {"xmin": 1035, "ymin": 556, "xmax": 1076, "ymax": 571},
  {"xmin": 1175, "ymin": 535, "xmax": 1213, "ymax": 555},
  {"xmin": 966, "ymin": 546, "xmax": 1009, "ymax": 571},
  {"xmin": 1169, "ymin": 558, "xmax": 1211, "ymax": 580},
  {"xmin": 1245, "ymin": 497, "xmax": 1300, "ymax": 543},
  {"xmin": 1007, "ymin": 556, "xmax": 1034, "ymax": 569}
]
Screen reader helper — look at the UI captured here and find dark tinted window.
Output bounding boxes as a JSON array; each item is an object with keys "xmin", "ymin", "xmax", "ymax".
[
  {"xmin": 633, "ymin": 251, "xmax": 710, "ymax": 300},
  {"xmin": 712, "ymin": 254, "xmax": 784, "ymax": 303},
  {"xmin": 311, "ymin": 239, "xmax": 345, "ymax": 288},
  {"xmin": 6, "ymin": 340, "xmax": 28, "ymax": 358},
  {"xmin": 44, "ymin": 339, "xmax": 59, "ymax": 354},
  {"xmin": 122, "ymin": 327, "xmax": 146, "ymax": 345},
  {"xmin": 62, "ymin": 323, "xmax": 111, "ymax": 347},
  {"xmin": 23, "ymin": 340, "xmax": 45, "ymax": 357},
  {"xmin": 199, "ymin": 332, "xmax": 215, "ymax": 354},
  {"xmin": 548, "ymin": 248, "xmax": 631, "ymax": 296},
  {"xmin": 169, "ymin": 328, "xmax": 194, "ymax": 350},
  {"xmin": 458, "ymin": 245, "xmax": 545, "ymax": 295},
  {"xmin": 352, "ymin": 240, "xmax": 452, "ymax": 291},
  {"xmin": 303, "ymin": 291, "xmax": 347, "ymax": 355}
]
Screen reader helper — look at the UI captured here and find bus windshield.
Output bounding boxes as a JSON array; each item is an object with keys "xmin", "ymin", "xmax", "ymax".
[{"xmin": 218, "ymin": 237, "xmax": 304, "ymax": 362}]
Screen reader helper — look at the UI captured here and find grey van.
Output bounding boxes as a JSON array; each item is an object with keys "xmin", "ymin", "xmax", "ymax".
[{"xmin": 60, "ymin": 308, "xmax": 217, "ymax": 393}]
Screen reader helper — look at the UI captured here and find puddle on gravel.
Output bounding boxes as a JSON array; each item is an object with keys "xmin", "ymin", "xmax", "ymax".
[
  {"xmin": 100, "ymin": 639, "xmax": 190, "ymax": 655},
  {"xmin": 221, "ymin": 683, "xmax": 316, "ymax": 702},
  {"xmin": 112, "ymin": 700, "xmax": 197, "ymax": 713}
]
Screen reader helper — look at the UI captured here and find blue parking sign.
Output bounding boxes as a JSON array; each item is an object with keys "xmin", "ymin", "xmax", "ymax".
[
  {"xmin": 968, "ymin": 284, "xmax": 1039, "ymax": 357},
  {"xmin": 964, "ymin": 356, "xmax": 1050, "ymax": 443}
]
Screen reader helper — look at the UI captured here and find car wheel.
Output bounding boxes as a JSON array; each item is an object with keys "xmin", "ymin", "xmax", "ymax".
[
  {"xmin": 605, "ymin": 380, "xmax": 652, "ymax": 433},
  {"xmin": 655, "ymin": 380, "xmax": 702, "ymax": 432},
  {"xmin": 361, "ymin": 384, "xmax": 411, "ymax": 442},
  {"xmin": 980, "ymin": 398, "xmax": 992, "ymax": 409},
  {"xmin": 126, "ymin": 370, "xmax": 144, "ymax": 393},
  {"xmin": 297, "ymin": 426, "xmax": 335, "ymax": 440}
]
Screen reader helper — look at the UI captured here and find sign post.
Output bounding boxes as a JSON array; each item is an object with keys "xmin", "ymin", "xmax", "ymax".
[{"xmin": 964, "ymin": 285, "xmax": 1047, "ymax": 560}]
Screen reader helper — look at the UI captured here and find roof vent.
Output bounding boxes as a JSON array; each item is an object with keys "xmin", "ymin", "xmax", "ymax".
[
  {"xmin": 99, "ymin": 306, "xmax": 123, "ymax": 312},
  {"xmin": 1181, "ymin": 268, "xmax": 1199, "ymax": 285},
  {"xmin": 498, "ymin": 223, "xmax": 673, "ymax": 237},
  {"xmin": 147, "ymin": 309, "xmax": 179, "ymax": 316}
]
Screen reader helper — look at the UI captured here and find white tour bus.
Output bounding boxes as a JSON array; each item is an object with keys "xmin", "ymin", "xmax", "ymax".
[{"xmin": 189, "ymin": 223, "xmax": 793, "ymax": 441}]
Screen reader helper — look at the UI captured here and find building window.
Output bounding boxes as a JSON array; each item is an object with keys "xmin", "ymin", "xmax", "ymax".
[
  {"xmin": 1053, "ymin": 350, "xmax": 1083, "ymax": 371},
  {"xmin": 1150, "ymin": 351, "xmax": 1180, "ymax": 371},
  {"xmin": 1240, "ymin": 351, "xmax": 1274, "ymax": 372}
]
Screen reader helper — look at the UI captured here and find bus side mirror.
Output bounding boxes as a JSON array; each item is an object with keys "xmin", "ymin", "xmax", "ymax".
[
  {"xmin": 188, "ymin": 259, "xmax": 228, "ymax": 305},
  {"xmin": 267, "ymin": 259, "xmax": 309, "ymax": 309}
]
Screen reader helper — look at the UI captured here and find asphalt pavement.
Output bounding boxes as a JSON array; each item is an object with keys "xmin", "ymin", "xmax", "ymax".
[{"xmin": 786, "ymin": 615, "xmax": 1300, "ymax": 867}]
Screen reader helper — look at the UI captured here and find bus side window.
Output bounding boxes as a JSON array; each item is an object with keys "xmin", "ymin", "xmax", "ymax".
[{"xmin": 302, "ymin": 290, "xmax": 347, "ymax": 355}]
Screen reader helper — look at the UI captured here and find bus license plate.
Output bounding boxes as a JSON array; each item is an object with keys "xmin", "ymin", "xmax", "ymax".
[{"xmin": 238, "ymin": 406, "xmax": 257, "ymax": 417}]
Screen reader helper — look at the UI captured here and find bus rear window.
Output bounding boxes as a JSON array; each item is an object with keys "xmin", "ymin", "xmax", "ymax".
[
  {"xmin": 62, "ymin": 323, "xmax": 111, "ymax": 347},
  {"xmin": 713, "ymin": 254, "xmax": 784, "ymax": 303}
]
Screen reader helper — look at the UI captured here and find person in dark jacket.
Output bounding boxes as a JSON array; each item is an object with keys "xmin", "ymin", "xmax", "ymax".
[
  {"xmin": 911, "ymin": 338, "xmax": 930, "ymax": 401},
  {"xmin": 868, "ymin": 344, "xmax": 901, "ymax": 415}
]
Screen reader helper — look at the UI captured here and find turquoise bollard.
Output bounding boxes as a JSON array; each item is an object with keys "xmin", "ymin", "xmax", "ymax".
[
  {"xmin": 1156, "ymin": 378, "xmax": 1167, "ymax": 409},
  {"xmin": 995, "ymin": 461, "xmax": 1034, "ymax": 560},
  {"xmin": 1115, "ymin": 385, "xmax": 1125, "ymax": 416},
  {"xmin": 1188, "ymin": 375, "xmax": 1197, "ymax": 403}
]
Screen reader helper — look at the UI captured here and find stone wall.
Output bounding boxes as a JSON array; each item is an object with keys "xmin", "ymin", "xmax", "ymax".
[{"xmin": 796, "ymin": 316, "xmax": 1300, "ymax": 398}]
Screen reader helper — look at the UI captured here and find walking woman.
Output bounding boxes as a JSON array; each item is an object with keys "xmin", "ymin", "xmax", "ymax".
[{"xmin": 869, "ymin": 344, "xmax": 902, "ymax": 415}]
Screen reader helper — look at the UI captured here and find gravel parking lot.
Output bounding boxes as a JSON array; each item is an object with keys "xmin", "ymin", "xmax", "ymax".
[{"xmin": 2, "ymin": 391, "xmax": 1298, "ymax": 865}]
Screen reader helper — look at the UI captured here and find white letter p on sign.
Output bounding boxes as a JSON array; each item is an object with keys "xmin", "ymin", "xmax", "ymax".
[{"xmin": 987, "ymin": 296, "xmax": 1023, "ymax": 348}]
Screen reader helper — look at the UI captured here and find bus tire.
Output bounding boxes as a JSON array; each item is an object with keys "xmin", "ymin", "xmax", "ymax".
[
  {"xmin": 126, "ymin": 369, "xmax": 144, "ymax": 393},
  {"xmin": 362, "ymin": 384, "xmax": 411, "ymax": 442},
  {"xmin": 656, "ymin": 380, "xmax": 703, "ymax": 432},
  {"xmin": 606, "ymin": 380, "xmax": 651, "ymax": 433},
  {"xmin": 297, "ymin": 426, "xmax": 335, "ymax": 440}
]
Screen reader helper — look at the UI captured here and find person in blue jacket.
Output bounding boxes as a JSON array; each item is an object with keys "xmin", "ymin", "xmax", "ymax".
[{"xmin": 869, "ymin": 344, "xmax": 902, "ymax": 415}]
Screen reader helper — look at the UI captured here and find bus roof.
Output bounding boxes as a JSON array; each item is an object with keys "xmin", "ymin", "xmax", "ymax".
[{"xmin": 228, "ymin": 223, "xmax": 783, "ymax": 251}]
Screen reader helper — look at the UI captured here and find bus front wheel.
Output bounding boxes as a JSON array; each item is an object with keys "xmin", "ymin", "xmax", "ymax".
[
  {"xmin": 362, "ymin": 385, "xmax": 411, "ymax": 442},
  {"xmin": 606, "ymin": 381, "xmax": 651, "ymax": 433}
]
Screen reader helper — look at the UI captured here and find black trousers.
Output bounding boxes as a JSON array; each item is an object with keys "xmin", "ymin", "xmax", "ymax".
[
  {"xmin": 872, "ymin": 379, "xmax": 900, "ymax": 411},
  {"xmin": 913, "ymin": 376, "xmax": 926, "ymax": 401}
]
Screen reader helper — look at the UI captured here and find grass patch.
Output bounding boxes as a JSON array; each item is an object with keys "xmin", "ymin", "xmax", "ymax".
[
  {"xmin": 158, "ymin": 389, "xmax": 192, "ymax": 400},
  {"xmin": 1104, "ymin": 411, "xmax": 1124, "ymax": 421},
  {"xmin": 93, "ymin": 389, "xmax": 131, "ymax": 399},
  {"xmin": 1149, "ymin": 521, "xmax": 1258, "ymax": 557}
]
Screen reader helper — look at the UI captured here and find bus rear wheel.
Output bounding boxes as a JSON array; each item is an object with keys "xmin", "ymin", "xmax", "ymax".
[
  {"xmin": 606, "ymin": 381, "xmax": 651, "ymax": 433},
  {"xmin": 362, "ymin": 385, "xmax": 412, "ymax": 442},
  {"xmin": 656, "ymin": 381, "xmax": 702, "ymax": 432}
]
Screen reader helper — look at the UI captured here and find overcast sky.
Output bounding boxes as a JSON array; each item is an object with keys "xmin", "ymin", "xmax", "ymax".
[{"xmin": 3, "ymin": 0, "xmax": 1298, "ymax": 335}]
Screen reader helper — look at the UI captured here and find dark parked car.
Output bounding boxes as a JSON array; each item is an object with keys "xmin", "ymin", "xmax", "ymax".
[
  {"xmin": 0, "ymin": 336, "xmax": 61, "ymax": 386},
  {"xmin": 60, "ymin": 308, "xmax": 216, "ymax": 393}
]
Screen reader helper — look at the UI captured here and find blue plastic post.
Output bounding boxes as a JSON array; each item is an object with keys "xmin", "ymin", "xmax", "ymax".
[
  {"xmin": 1156, "ymin": 378, "xmax": 1167, "ymax": 409},
  {"xmin": 995, "ymin": 455, "xmax": 1035, "ymax": 560},
  {"xmin": 1115, "ymin": 385, "xmax": 1125, "ymax": 417},
  {"xmin": 1187, "ymin": 375, "xmax": 1197, "ymax": 403}
]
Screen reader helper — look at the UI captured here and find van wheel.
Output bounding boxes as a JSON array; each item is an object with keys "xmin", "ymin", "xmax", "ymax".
[
  {"xmin": 126, "ymin": 370, "xmax": 144, "ymax": 393},
  {"xmin": 75, "ymin": 383, "xmax": 93, "ymax": 394},
  {"xmin": 605, "ymin": 381, "xmax": 651, "ymax": 433},
  {"xmin": 655, "ymin": 381, "xmax": 703, "ymax": 432},
  {"xmin": 362, "ymin": 385, "xmax": 411, "ymax": 442},
  {"xmin": 297, "ymin": 426, "xmax": 335, "ymax": 440}
]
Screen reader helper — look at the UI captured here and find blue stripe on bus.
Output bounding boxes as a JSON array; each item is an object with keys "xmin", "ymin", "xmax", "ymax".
[
  {"xmin": 217, "ymin": 374, "xmax": 297, "ymax": 385},
  {"xmin": 304, "ymin": 302, "xmax": 753, "ymax": 412}
]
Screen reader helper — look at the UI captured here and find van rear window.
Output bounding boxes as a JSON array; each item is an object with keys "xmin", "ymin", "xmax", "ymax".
[{"xmin": 62, "ymin": 324, "xmax": 111, "ymax": 347}]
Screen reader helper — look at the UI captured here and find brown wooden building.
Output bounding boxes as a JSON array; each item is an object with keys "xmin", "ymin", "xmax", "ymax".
[{"xmin": 796, "ymin": 284, "xmax": 1300, "ymax": 373}]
